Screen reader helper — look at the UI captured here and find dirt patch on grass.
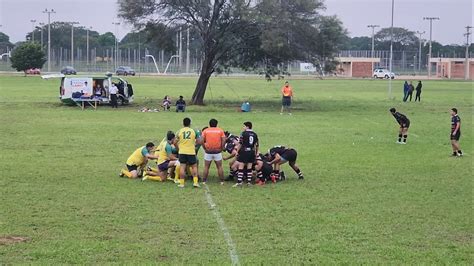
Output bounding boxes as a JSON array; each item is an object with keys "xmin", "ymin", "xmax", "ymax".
[{"xmin": 0, "ymin": 236, "xmax": 30, "ymax": 245}]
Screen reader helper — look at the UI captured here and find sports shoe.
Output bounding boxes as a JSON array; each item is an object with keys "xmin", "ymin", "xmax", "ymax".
[
  {"xmin": 280, "ymin": 171, "xmax": 286, "ymax": 180},
  {"xmin": 271, "ymin": 174, "xmax": 277, "ymax": 183},
  {"xmin": 142, "ymin": 175, "xmax": 148, "ymax": 181},
  {"xmin": 256, "ymin": 179, "xmax": 265, "ymax": 186},
  {"xmin": 232, "ymin": 183, "xmax": 242, "ymax": 188},
  {"xmin": 452, "ymin": 152, "xmax": 458, "ymax": 157},
  {"xmin": 193, "ymin": 183, "xmax": 201, "ymax": 188},
  {"xmin": 177, "ymin": 184, "xmax": 185, "ymax": 188},
  {"xmin": 119, "ymin": 171, "xmax": 125, "ymax": 177},
  {"xmin": 396, "ymin": 141, "xmax": 402, "ymax": 144},
  {"xmin": 220, "ymin": 181, "xmax": 225, "ymax": 185},
  {"xmin": 288, "ymin": 113, "xmax": 292, "ymax": 115},
  {"xmin": 174, "ymin": 179, "xmax": 181, "ymax": 184},
  {"xmin": 298, "ymin": 176, "xmax": 304, "ymax": 180},
  {"xmin": 401, "ymin": 142, "xmax": 406, "ymax": 145},
  {"xmin": 166, "ymin": 176, "xmax": 174, "ymax": 182},
  {"xmin": 457, "ymin": 153, "xmax": 463, "ymax": 157},
  {"xmin": 246, "ymin": 182, "xmax": 252, "ymax": 186}
]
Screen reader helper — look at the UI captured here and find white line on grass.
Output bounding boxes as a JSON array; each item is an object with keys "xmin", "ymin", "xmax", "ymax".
[{"xmin": 203, "ymin": 184, "xmax": 240, "ymax": 266}]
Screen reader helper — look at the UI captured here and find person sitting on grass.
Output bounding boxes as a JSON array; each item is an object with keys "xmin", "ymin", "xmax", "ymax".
[
  {"xmin": 162, "ymin": 95, "xmax": 171, "ymax": 111},
  {"xmin": 176, "ymin": 95, "xmax": 186, "ymax": 112},
  {"xmin": 120, "ymin": 142, "xmax": 159, "ymax": 179}
]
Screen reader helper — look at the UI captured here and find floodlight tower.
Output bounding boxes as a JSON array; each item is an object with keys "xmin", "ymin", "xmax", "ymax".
[
  {"xmin": 464, "ymin": 26, "xmax": 472, "ymax": 80},
  {"xmin": 39, "ymin": 22, "xmax": 45, "ymax": 49},
  {"xmin": 86, "ymin": 26, "xmax": 92, "ymax": 66},
  {"xmin": 367, "ymin": 24, "xmax": 380, "ymax": 71},
  {"xmin": 415, "ymin": 31, "xmax": 425, "ymax": 72},
  {"xmin": 30, "ymin": 20, "xmax": 37, "ymax": 42},
  {"xmin": 388, "ymin": 0, "xmax": 394, "ymax": 99},
  {"xmin": 43, "ymin": 8, "xmax": 56, "ymax": 72},
  {"xmin": 112, "ymin": 22, "xmax": 120, "ymax": 69},
  {"xmin": 70, "ymin": 22, "xmax": 79, "ymax": 67},
  {"xmin": 423, "ymin": 17, "xmax": 440, "ymax": 78}
]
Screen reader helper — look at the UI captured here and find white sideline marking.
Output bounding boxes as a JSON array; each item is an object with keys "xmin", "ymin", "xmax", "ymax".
[{"xmin": 203, "ymin": 184, "xmax": 240, "ymax": 266}]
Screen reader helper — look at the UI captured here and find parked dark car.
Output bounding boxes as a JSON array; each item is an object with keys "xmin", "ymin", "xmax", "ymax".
[
  {"xmin": 25, "ymin": 68, "xmax": 41, "ymax": 75},
  {"xmin": 61, "ymin": 66, "xmax": 77, "ymax": 75},
  {"xmin": 116, "ymin": 66, "xmax": 136, "ymax": 76}
]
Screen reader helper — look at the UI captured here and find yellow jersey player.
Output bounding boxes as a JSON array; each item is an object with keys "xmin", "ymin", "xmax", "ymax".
[
  {"xmin": 175, "ymin": 117, "xmax": 202, "ymax": 188},
  {"xmin": 143, "ymin": 132, "xmax": 180, "ymax": 182},
  {"xmin": 120, "ymin": 142, "xmax": 159, "ymax": 179}
]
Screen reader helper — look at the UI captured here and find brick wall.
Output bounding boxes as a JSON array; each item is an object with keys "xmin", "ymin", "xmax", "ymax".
[
  {"xmin": 450, "ymin": 61, "xmax": 465, "ymax": 78},
  {"xmin": 352, "ymin": 62, "xmax": 372, "ymax": 77}
]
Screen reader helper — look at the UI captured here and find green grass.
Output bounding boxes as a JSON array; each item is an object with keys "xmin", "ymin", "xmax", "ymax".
[{"xmin": 0, "ymin": 74, "xmax": 472, "ymax": 264}]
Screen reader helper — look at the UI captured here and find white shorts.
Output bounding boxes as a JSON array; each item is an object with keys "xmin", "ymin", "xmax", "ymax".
[{"xmin": 204, "ymin": 152, "xmax": 223, "ymax": 161}]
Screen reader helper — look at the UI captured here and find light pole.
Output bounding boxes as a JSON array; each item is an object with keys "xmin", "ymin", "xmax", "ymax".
[
  {"xmin": 186, "ymin": 27, "xmax": 190, "ymax": 73},
  {"xmin": 39, "ymin": 22, "xmax": 45, "ymax": 49},
  {"xmin": 86, "ymin": 26, "xmax": 92, "ymax": 66},
  {"xmin": 367, "ymin": 24, "xmax": 379, "ymax": 71},
  {"xmin": 43, "ymin": 8, "xmax": 56, "ymax": 72},
  {"xmin": 70, "ymin": 22, "xmax": 79, "ymax": 68},
  {"xmin": 415, "ymin": 31, "xmax": 425, "ymax": 72},
  {"xmin": 112, "ymin": 22, "xmax": 120, "ymax": 69},
  {"xmin": 388, "ymin": 0, "xmax": 394, "ymax": 99},
  {"xmin": 464, "ymin": 26, "xmax": 472, "ymax": 80},
  {"xmin": 423, "ymin": 17, "xmax": 440, "ymax": 78},
  {"xmin": 30, "ymin": 19, "xmax": 36, "ymax": 42}
]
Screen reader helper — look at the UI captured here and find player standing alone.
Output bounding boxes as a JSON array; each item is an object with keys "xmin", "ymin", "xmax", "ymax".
[
  {"xmin": 450, "ymin": 108, "xmax": 462, "ymax": 157},
  {"xmin": 389, "ymin": 108, "xmax": 410, "ymax": 144},
  {"xmin": 233, "ymin": 121, "xmax": 259, "ymax": 187}
]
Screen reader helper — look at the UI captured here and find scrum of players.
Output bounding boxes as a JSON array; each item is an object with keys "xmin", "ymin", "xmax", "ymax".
[{"xmin": 120, "ymin": 118, "xmax": 304, "ymax": 188}]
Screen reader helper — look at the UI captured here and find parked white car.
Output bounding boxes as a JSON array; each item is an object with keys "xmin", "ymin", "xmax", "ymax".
[{"xmin": 373, "ymin": 68, "xmax": 395, "ymax": 79}]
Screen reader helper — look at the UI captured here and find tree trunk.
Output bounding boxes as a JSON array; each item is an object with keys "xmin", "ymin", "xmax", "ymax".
[{"xmin": 191, "ymin": 56, "xmax": 214, "ymax": 105}]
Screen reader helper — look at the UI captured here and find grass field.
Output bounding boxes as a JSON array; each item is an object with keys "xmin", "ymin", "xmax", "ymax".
[{"xmin": 0, "ymin": 74, "xmax": 472, "ymax": 264}]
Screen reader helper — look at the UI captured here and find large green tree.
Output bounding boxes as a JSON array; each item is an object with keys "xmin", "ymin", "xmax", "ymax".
[
  {"xmin": 10, "ymin": 42, "xmax": 46, "ymax": 75},
  {"xmin": 118, "ymin": 0, "xmax": 347, "ymax": 104},
  {"xmin": 375, "ymin": 27, "xmax": 418, "ymax": 51}
]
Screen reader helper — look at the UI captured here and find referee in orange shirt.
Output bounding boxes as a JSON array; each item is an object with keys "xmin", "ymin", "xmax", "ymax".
[
  {"xmin": 280, "ymin": 81, "xmax": 293, "ymax": 115},
  {"xmin": 202, "ymin": 119, "xmax": 226, "ymax": 185}
]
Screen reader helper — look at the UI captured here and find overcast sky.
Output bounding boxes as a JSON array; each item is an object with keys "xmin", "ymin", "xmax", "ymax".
[{"xmin": 0, "ymin": 0, "xmax": 472, "ymax": 45}]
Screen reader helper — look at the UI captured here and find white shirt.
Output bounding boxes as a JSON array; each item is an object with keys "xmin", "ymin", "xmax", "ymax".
[{"xmin": 109, "ymin": 85, "xmax": 118, "ymax": 95}]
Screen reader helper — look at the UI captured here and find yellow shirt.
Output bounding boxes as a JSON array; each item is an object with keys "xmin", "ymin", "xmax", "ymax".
[
  {"xmin": 157, "ymin": 140, "xmax": 173, "ymax": 164},
  {"xmin": 176, "ymin": 127, "xmax": 198, "ymax": 155},
  {"xmin": 126, "ymin": 146, "xmax": 149, "ymax": 166}
]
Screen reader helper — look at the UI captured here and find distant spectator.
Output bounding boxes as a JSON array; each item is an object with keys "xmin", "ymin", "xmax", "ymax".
[
  {"xmin": 94, "ymin": 84, "xmax": 103, "ymax": 97},
  {"xmin": 402, "ymin": 81, "xmax": 409, "ymax": 102},
  {"xmin": 407, "ymin": 81, "xmax": 414, "ymax": 101},
  {"xmin": 280, "ymin": 81, "xmax": 293, "ymax": 115},
  {"xmin": 415, "ymin": 81, "xmax": 422, "ymax": 102},
  {"xmin": 176, "ymin": 95, "xmax": 186, "ymax": 112},
  {"xmin": 109, "ymin": 83, "xmax": 119, "ymax": 108},
  {"xmin": 162, "ymin": 95, "xmax": 171, "ymax": 111}
]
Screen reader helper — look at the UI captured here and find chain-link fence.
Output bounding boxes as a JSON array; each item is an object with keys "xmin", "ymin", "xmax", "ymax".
[{"xmin": 0, "ymin": 46, "xmax": 471, "ymax": 75}]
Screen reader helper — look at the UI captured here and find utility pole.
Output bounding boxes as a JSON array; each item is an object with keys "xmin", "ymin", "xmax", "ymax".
[
  {"xmin": 415, "ymin": 31, "xmax": 425, "ymax": 72},
  {"xmin": 30, "ymin": 20, "xmax": 36, "ymax": 42},
  {"xmin": 70, "ymin": 22, "xmax": 79, "ymax": 68},
  {"xmin": 423, "ymin": 17, "xmax": 440, "ymax": 78},
  {"xmin": 367, "ymin": 24, "xmax": 380, "ymax": 71},
  {"xmin": 464, "ymin": 26, "xmax": 472, "ymax": 80},
  {"xmin": 43, "ymin": 8, "xmax": 56, "ymax": 72}
]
